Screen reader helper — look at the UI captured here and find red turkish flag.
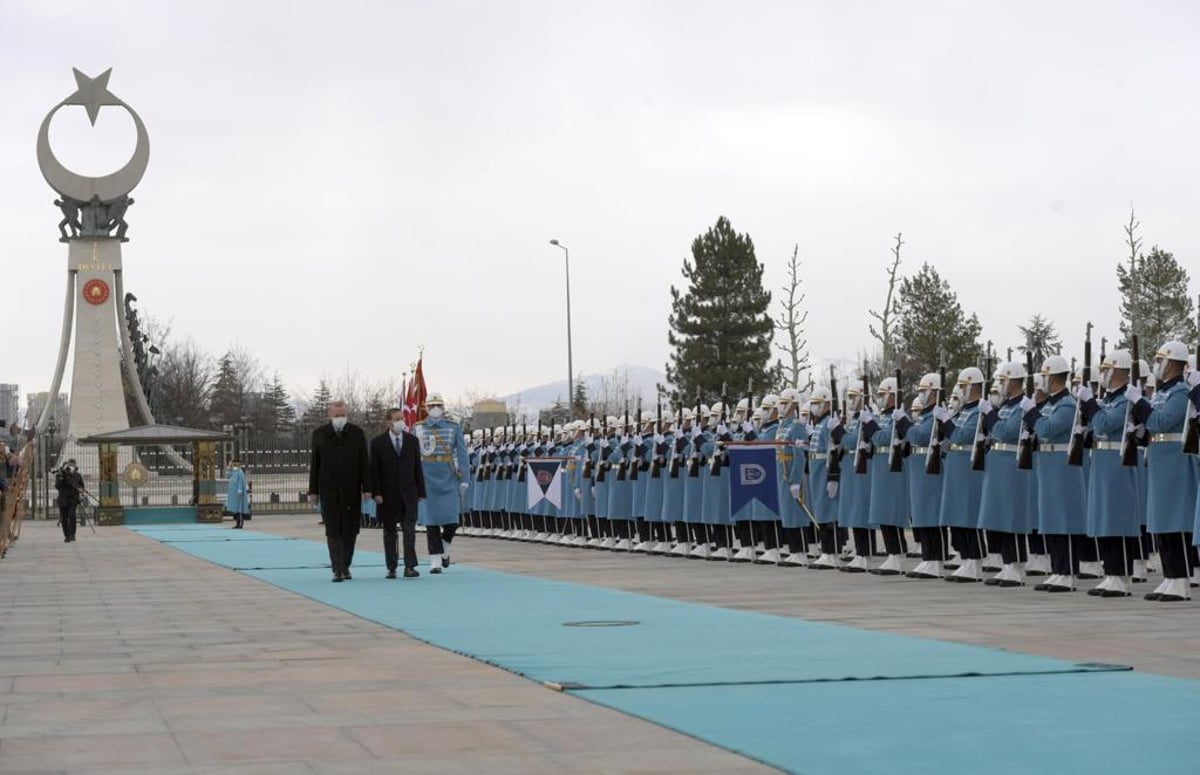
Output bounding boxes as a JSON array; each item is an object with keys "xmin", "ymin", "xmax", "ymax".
[{"xmin": 403, "ymin": 357, "xmax": 427, "ymax": 429}]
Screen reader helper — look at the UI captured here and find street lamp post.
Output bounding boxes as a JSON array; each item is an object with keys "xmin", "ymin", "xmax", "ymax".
[{"xmin": 549, "ymin": 239, "xmax": 574, "ymax": 418}]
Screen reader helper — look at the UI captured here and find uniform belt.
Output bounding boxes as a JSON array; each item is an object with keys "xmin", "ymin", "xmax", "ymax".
[
  {"xmin": 1093, "ymin": 441, "xmax": 1123, "ymax": 451},
  {"xmin": 1151, "ymin": 433, "xmax": 1183, "ymax": 443},
  {"xmin": 912, "ymin": 446, "xmax": 931, "ymax": 455},
  {"xmin": 990, "ymin": 443, "xmax": 1018, "ymax": 453},
  {"xmin": 1039, "ymin": 444, "xmax": 1071, "ymax": 453},
  {"xmin": 948, "ymin": 444, "xmax": 972, "ymax": 451},
  {"xmin": 808, "ymin": 453, "xmax": 829, "ymax": 461},
  {"xmin": 423, "ymin": 454, "xmax": 453, "ymax": 463}
]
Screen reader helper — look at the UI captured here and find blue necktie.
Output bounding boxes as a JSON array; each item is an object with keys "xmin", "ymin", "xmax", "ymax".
[{"xmin": 394, "ymin": 435, "xmax": 401, "ymax": 455}]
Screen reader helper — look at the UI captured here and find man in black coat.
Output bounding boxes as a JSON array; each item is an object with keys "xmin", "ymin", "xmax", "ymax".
[
  {"xmin": 369, "ymin": 407, "xmax": 427, "ymax": 578},
  {"xmin": 307, "ymin": 401, "xmax": 371, "ymax": 582},
  {"xmin": 55, "ymin": 458, "xmax": 84, "ymax": 542}
]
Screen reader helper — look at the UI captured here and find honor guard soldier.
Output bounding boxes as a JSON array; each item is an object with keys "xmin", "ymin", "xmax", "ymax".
[
  {"xmin": 702, "ymin": 403, "xmax": 736, "ymax": 560},
  {"xmin": 631, "ymin": 412, "xmax": 655, "ymax": 550},
  {"xmin": 907, "ymin": 374, "xmax": 947, "ymax": 578},
  {"xmin": 865, "ymin": 377, "xmax": 909, "ymax": 575},
  {"xmin": 414, "ymin": 393, "xmax": 470, "ymax": 573},
  {"xmin": 775, "ymin": 389, "xmax": 809, "ymax": 565},
  {"xmin": 1129, "ymin": 341, "xmax": 1199, "ymax": 601},
  {"xmin": 839, "ymin": 384, "xmax": 873, "ymax": 572},
  {"xmin": 1077, "ymin": 349, "xmax": 1140, "ymax": 597},
  {"xmin": 1026, "ymin": 356, "xmax": 1087, "ymax": 592},
  {"xmin": 938, "ymin": 368, "xmax": 986, "ymax": 582},
  {"xmin": 977, "ymin": 362, "xmax": 1034, "ymax": 587},
  {"xmin": 682, "ymin": 407, "xmax": 711, "ymax": 557},
  {"xmin": 661, "ymin": 409, "xmax": 692, "ymax": 556},
  {"xmin": 804, "ymin": 387, "xmax": 842, "ymax": 569}
]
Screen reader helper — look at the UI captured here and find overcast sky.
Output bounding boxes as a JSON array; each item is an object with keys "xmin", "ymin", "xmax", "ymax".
[{"xmin": 2, "ymin": 1, "xmax": 1198, "ymax": 412}]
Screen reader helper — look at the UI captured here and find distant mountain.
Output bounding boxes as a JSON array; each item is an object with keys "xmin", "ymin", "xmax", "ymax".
[{"xmin": 501, "ymin": 364, "xmax": 666, "ymax": 418}]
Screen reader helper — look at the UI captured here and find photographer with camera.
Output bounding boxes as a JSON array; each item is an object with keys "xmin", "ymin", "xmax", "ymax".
[{"xmin": 54, "ymin": 459, "xmax": 84, "ymax": 542}]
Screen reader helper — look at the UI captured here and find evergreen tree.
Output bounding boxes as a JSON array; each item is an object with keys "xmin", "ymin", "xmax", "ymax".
[
  {"xmin": 208, "ymin": 351, "xmax": 244, "ymax": 428},
  {"xmin": 1117, "ymin": 245, "xmax": 1197, "ymax": 350},
  {"xmin": 666, "ymin": 216, "xmax": 774, "ymax": 402},
  {"xmin": 571, "ymin": 377, "xmax": 588, "ymax": 419},
  {"xmin": 893, "ymin": 263, "xmax": 983, "ymax": 381},
  {"xmin": 1017, "ymin": 314, "xmax": 1062, "ymax": 364},
  {"xmin": 300, "ymin": 379, "xmax": 332, "ymax": 431}
]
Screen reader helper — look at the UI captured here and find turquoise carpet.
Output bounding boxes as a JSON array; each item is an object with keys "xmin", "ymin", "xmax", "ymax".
[{"xmin": 133, "ymin": 525, "xmax": 1199, "ymax": 774}]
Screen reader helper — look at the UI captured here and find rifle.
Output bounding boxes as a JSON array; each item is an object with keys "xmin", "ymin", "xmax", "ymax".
[
  {"xmin": 582, "ymin": 413, "xmax": 595, "ymax": 479},
  {"xmin": 669, "ymin": 398, "xmax": 683, "ymax": 478},
  {"xmin": 1017, "ymin": 351, "xmax": 1036, "ymax": 471},
  {"xmin": 517, "ymin": 425, "xmax": 529, "ymax": 482},
  {"xmin": 888, "ymin": 368, "xmax": 904, "ymax": 473},
  {"xmin": 1183, "ymin": 296, "xmax": 1200, "ymax": 455},
  {"xmin": 711, "ymin": 383, "xmax": 728, "ymax": 477},
  {"xmin": 1120, "ymin": 335, "xmax": 1141, "ymax": 467},
  {"xmin": 924, "ymin": 364, "xmax": 947, "ymax": 476},
  {"xmin": 970, "ymin": 349, "xmax": 993, "ymax": 471},
  {"xmin": 631, "ymin": 398, "xmax": 644, "ymax": 479},
  {"xmin": 1098, "ymin": 336, "xmax": 1108, "ymax": 397},
  {"xmin": 1067, "ymin": 322, "xmax": 1092, "ymax": 467},
  {"xmin": 616, "ymin": 401, "xmax": 629, "ymax": 481},
  {"xmin": 687, "ymin": 388, "xmax": 702, "ymax": 477},
  {"xmin": 828, "ymin": 366, "xmax": 843, "ymax": 479},
  {"xmin": 596, "ymin": 417, "xmax": 609, "ymax": 483},
  {"xmin": 853, "ymin": 363, "xmax": 870, "ymax": 475},
  {"xmin": 651, "ymin": 399, "xmax": 663, "ymax": 478}
]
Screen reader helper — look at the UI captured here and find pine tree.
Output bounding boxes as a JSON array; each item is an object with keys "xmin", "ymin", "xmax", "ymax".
[
  {"xmin": 893, "ymin": 263, "xmax": 983, "ymax": 381},
  {"xmin": 666, "ymin": 216, "xmax": 774, "ymax": 402},
  {"xmin": 208, "ymin": 351, "xmax": 244, "ymax": 428},
  {"xmin": 1117, "ymin": 244, "xmax": 1197, "ymax": 350},
  {"xmin": 300, "ymin": 379, "xmax": 332, "ymax": 431},
  {"xmin": 571, "ymin": 377, "xmax": 588, "ymax": 419},
  {"xmin": 1017, "ymin": 314, "xmax": 1062, "ymax": 364}
]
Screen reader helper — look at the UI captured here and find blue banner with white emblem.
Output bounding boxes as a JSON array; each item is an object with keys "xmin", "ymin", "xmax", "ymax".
[
  {"xmin": 526, "ymin": 458, "xmax": 567, "ymax": 512},
  {"xmin": 728, "ymin": 444, "xmax": 780, "ymax": 517}
]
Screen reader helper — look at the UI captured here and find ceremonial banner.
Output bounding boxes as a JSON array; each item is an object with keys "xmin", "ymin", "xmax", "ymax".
[
  {"xmin": 403, "ymin": 356, "xmax": 427, "ymax": 429},
  {"xmin": 527, "ymin": 458, "xmax": 567, "ymax": 511},
  {"xmin": 728, "ymin": 444, "xmax": 780, "ymax": 517}
]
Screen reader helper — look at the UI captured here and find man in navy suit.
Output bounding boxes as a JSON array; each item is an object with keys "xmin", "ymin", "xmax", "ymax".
[{"xmin": 369, "ymin": 408, "xmax": 427, "ymax": 578}]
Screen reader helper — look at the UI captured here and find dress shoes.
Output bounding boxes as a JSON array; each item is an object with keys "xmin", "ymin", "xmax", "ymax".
[
  {"xmin": 403, "ymin": 567, "xmax": 420, "ymax": 578},
  {"xmin": 343, "ymin": 570, "xmax": 352, "ymax": 580},
  {"xmin": 386, "ymin": 569, "xmax": 397, "ymax": 579},
  {"xmin": 332, "ymin": 574, "xmax": 344, "ymax": 583}
]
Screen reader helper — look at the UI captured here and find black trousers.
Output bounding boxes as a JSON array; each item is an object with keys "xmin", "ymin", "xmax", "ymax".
[
  {"xmin": 1097, "ymin": 535, "xmax": 1141, "ymax": 576},
  {"xmin": 852, "ymin": 527, "xmax": 872, "ymax": 557},
  {"xmin": 1045, "ymin": 534, "xmax": 1086, "ymax": 576},
  {"xmin": 784, "ymin": 526, "xmax": 805, "ymax": 554},
  {"xmin": 985, "ymin": 530, "xmax": 1027, "ymax": 564},
  {"xmin": 427, "ymin": 523, "xmax": 458, "ymax": 555},
  {"xmin": 383, "ymin": 517, "xmax": 417, "ymax": 571},
  {"xmin": 950, "ymin": 526, "xmax": 983, "ymax": 559},
  {"xmin": 326, "ymin": 533, "xmax": 357, "ymax": 576},
  {"xmin": 1027, "ymin": 530, "xmax": 1047, "ymax": 554},
  {"xmin": 58, "ymin": 503, "xmax": 76, "ymax": 539},
  {"xmin": 819, "ymin": 523, "xmax": 840, "ymax": 554},
  {"xmin": 1156, "ymin": 531, "xmax": 1197, "ymax": 579},
  {"xmin": 879, "ymin": 525, "xmax": 904, "ymax": 555},
  {"xmin": 916, "ymin": 526, "xmax": 947, "ymax": 561},
  {"xmin": 756, "ymin": 520, "xmax": 781, "ymax": 549},
  {"xmin": 233, "ymin": 510, "xmax": 246, "ymax": 528}
]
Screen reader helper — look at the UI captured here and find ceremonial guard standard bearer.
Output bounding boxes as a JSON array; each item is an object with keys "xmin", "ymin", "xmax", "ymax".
[{"xmin": 413, "ymin": 393, "xmax": 470, "ymax": 573}]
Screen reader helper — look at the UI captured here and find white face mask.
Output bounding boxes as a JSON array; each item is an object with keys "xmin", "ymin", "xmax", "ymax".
[
  {"xmin": 392, "ymin": 420, "xmax": 405, "ymax": 433},
  {"xmin": 1152, "ymin": 360, "xmax": 1166, "ymax": 381},
  {"xmin": 1098, "ymin": 369, "xmax": 1112, "ymax": 390},
  {"xmin": 428, "ymin": 407, "xmax": 444, "ymax": 420},
  {"xmin": 331, "ymin": 416, "xmax": 348, "ymax": 431},
  {"xmin": 989, "ymin": 393, "xmax": 1003, "ymax": 409},
  {"xmin": 948, "ymin": 395, "xmax": 963, "ymax": 413}
]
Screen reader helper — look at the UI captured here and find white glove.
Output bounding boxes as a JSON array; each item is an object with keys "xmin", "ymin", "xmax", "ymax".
[
  {"xmin": 826, "ymin": 481, "xmax": 839, "ymax": 499},
  {"xmin": 1124, "ymin": 384, "xmax": 1142, "ymax": 404},
  {"xmin": 574, "ymin": 487, "xmax": 581, "ymax": 501},
  {"xmin": 932, "ymin": 405, "xmax": 949, "ymax": 423},
  {"xmin": 979, "ymin": 399, "xmax": 994, "ymax": 416},
  {"xmin": 716, "ymin": 423, "xmax": 728, "ymax": 436},
  {"xmin": 894, "ymin": 406, "xmax": 908, "ymax": 422},
  {"xmin": 633, "ymin": 434, "xmax": 643, "ymax": 445},
  {"xmin": 591, "ymin": 486, "xmax": 596, "ymax": 497},
  {"xmin": 690, "ymin": 425, "xmax": 702, "ymax": 439},
  {"xmin": 1077, "ymin": 384, "xmax": 1093, "ymax": 403},
  {"xmin": 584, "ymin": 434, "xmax": 593, "ymax": 445},
  {"xmin": 653, "ymin": 433, "xmax": 665, "ymax": 445},
  {"xmin": 599, "ymin": 438, "xmax": 610, "ymax": 448},
  {"xmin": 1187, "ymin": 369, "xmax": 1200, "ymax": 388},
  {"xmin": 459, "ymin": 482, "xmax": 469, "ymax": 492},
  {"xmin": 828, "ymin": 414, "xmax": 842, "ymax": 431},
  {"xmin": 742, "ymin": 421, "xmax": 755, "ymax": 434},
  {"xmin": 789, "ymin": 484, "xmax": 801, "ymax": 499},
  {"xmin": 1020, "ymin": 396, "xmax": 1036, "ymax": 413},
  {"xmin": 860, "ymin": 408, "xmax": 874, "ymax": 424}
]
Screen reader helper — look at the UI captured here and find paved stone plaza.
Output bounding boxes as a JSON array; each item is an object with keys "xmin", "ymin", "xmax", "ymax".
[{"xmin": 1, "ymin": 515, "xmax": 1197, "ymax": 773}]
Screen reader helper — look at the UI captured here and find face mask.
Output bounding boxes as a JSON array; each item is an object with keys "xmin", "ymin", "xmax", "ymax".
[
  {"xmin": 1098, "ymin": 370, "xmax": 1112, "ymax": 390},
  {"xmin": 989, "ymin": 393, "xmax": 1003, "ymax": 408},
  {"xmin": 949, "ymin": 396, "xmax": 963, "ymax": 413},
  {"xmin": 1152, "ymin": 360, "xmax": 1165, "ymax": 381},
  {"xmin": 428, "ymin": 407, "xmax": 444, "ymax": 420},
  {"xmin": 331, "ymin": 416, "xmax": 348, "ymax": 431},
  {"xmin": 392, "ymin": 420, "xmax": 405, "ymax": 433}
]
